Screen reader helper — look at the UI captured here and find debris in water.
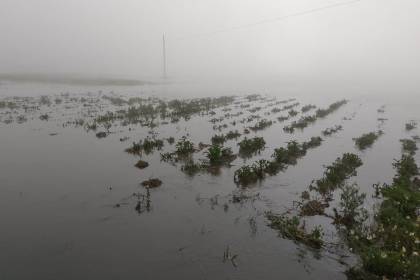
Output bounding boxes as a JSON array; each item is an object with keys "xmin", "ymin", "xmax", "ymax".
[
  {"xmin": 141, "ymin": 178, "xmax": 162, "ymax": 188},
  {"xmin": 135, "ymin": 160, "xmax": 149, "ymax": 169},
  {"xmin": 96, "ymin": 131, "xmax": 107, "ymax": 138}
]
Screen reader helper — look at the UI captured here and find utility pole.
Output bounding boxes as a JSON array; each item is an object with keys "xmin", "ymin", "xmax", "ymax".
[{"xmin": 162, "ymin": 34, "xmax": 167, "ymax": 79}]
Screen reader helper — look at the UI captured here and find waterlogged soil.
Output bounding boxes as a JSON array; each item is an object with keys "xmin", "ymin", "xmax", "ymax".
[{"xmin": 0, "ymin": 82, "xmax": 419, "ymax": 280}]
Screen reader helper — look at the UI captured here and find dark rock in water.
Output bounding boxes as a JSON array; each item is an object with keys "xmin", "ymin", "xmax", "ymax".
[
  {"xmin": 141, "ymin": 178, "xmax": 162, "ymax": 188},
  {"xmin": 135, "ymin": 160, "xmax": 149, "ymax": 169},
  {"xmin": 96, "ymin": 131, "xmax": 107, "ymax": 138}
]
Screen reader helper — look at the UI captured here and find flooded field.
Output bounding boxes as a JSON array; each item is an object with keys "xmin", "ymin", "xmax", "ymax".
[{"xmin": 0, "ymin": 82, "xmax": 419, "ymax": 279}]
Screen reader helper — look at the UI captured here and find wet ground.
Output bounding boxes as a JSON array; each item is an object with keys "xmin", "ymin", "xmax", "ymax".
[{"xmin": 0, "ymin": 81, "xmax": 418, "ymax": 279}]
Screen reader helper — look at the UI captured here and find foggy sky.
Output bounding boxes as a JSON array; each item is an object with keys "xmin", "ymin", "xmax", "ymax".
[{"xmin": 1, "ymin": 0, "xmax": 420, "ymax": 86}]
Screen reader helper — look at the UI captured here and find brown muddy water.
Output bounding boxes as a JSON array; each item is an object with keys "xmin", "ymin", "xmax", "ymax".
[{"xmin": 0, "ymin": 82, "xmax": 418, "ymax": 279}]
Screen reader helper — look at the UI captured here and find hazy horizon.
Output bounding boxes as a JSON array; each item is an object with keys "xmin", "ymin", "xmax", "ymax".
[{"xmin": 1, "ymin": 0, "xmax": 420, "ymax": 92}]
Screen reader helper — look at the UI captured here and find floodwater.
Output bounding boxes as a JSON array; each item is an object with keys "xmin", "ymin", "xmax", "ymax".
[{"xmin": 0, "ymin": 81, "xmax": 418, "ymax": 280}]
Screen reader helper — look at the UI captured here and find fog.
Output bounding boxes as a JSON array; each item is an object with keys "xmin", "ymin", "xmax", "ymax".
[
  {"xmin": 1, "ymin": 0, "xmax": 420, "ymax": 92},
  {"xmin": 2, "ymin": 2, "xmax": 420, "ymax": 279}
]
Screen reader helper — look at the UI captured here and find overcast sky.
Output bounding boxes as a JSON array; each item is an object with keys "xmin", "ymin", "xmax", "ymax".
[{"xmin": 1, "ymin": 0, "xmax": 419, "ymax": 86}]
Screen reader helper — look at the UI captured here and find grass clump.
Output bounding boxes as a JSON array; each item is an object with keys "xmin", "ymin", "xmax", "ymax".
[
  {"xmin": 301, "ymin": 104, "xmax": 316, "ymax": 113},
  {"xmin": 302, "ymin": 136, "xmax": 323, "ymax": 150},
  {"xmin": 405, "ymin": 121, "xmax": 417, "ymax": 131},
  {"xmin": 0, "ymin": 101, "xmax": 18, "ymax": 110},
  {"xmin": 39, "ymin": 96, "xmax": 51, "ymax": 106},
  {"xmin": 282, "ymin": 102, "xmax": 300, "ymax": 110},
  {"xmin": 205, "ymin": 145, "xmax": 236, "ymax": 165},
  {"xmin": 39, "ymin": 114, "xmax": 49, "ymax": 121},
  {"xmin": 315, "ymin": 100, "xmax": 347, "ymax": 118},
  {"xmin": 322, "ymin": 125, "xmax": 343, "ymax": 136},
  {"xmin": 175, "ymin": 136, "xmax": 195, "ymax": 156},
  {"xmin": 181, "ymin": 160, "xmax": 204, "ymax": 176},
  {"xmin": 160, "ymin": 152, "xmax": 177, "ymax": 163},
  {"xmin": 249, "ymin": 119, "xmax": 273, "ymax": 131},
  {"xmin": 266, "ymin": 213, "xmax": 324, "ymax": 249},
  {"xmin": 277, "ymin": 115, "xmax": 289, "ymax": 122},
  {"xmin": 211, "ymin": 134, "xmax": 226, "ymax": 145},
  {"xmin": 284, "ymin": 100, "xmax": 346, "ymax": 133},
  {"xmin": 142, "ymin": 138, "xmax": 164, "ymax": 154},
  {"xmin": 288, "ymin": 109, "xmax": 298, "ymax": 117},
  {"xmin": 354, "ymin": 131, "xmax": 383, "ymax": 150},
  {"xmin": 234, "ymin": 165, "xmax": 260, "ymax": 185},
  {"xmin": 103, "ymin": 95, "xmax": 127, "ymax": 106},
  {"xmin": 235, "ymin": 137, "xmax": 323, "ymax": 185},
  {"xmin": 246, "ymin": 94, "xmax": 260, "ymax": 102},
  {"xmin": 160, "ymin": 137, "xmax": 196, "ymax": 164},
  {"xmin": 234, "ymin": 160, "xmax": 281, "ymax": 185},
  {"xmin": 345, "ymin": 153, "xmax": 420, "ymax": 279},
  {"xmin": 167, "ymin": 137, "xmax": 175, "ymax": 145},
  {"xmin": 225, "ymin": 130, "xmax": 241, "ymax": 140},
  {"xmin": 400, "ymin": 139, "xmax": 418, "ymax": 155},
  {"xmin": 283, "ymin": 115, "xmax": 317, "ymax": 133},
  {"xmin": 300, "ymin": 199, "xmax": 328, "ymax": 216},
  {"xmin": 333, "ymin": 184, "xmax": 367, "ymax": 228},
  {"xmin": 272, "ymin": 137, "xmax": 322, "ymax": 165},
  {"xmin": 272, "ymin": 141, "xmax": 306, "ymax": 165},
  {"xmin": 126, "ymin": 137, "xmax": 164, "ymax": 155},
  {"xmin": 310, "ymin": 153, "xmax": 363, "ymax": 196},
  {"xmin": 238, "ymin": 137, "xmax": 266, "ymax": 156}
]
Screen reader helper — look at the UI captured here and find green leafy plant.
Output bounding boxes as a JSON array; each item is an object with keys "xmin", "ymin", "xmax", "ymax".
[
  {"xmin": 354, "ymin": 131, "xmax": 383, "ymax": 150},
  {"xmin": 266, "ymin": 213, "xmax": 324, "ymax": 249},
  {"xmin": 238, "ymin": 137, "xmax": 266, "ymax": 156}
]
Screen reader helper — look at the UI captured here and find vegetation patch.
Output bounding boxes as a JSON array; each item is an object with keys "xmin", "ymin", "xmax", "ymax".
[
  {"xmin": 283, "ymin": 115, "xmax": 317, "ymax": 133},
  {"xmin": 234, "ymin": 160, "xmax": 281, "ymax": 185},
  {"xmin": 126, "ymin": 137, "xmax": 164, "ymax": 155},
  {"xmin": 205, "ymin": 145, "xmax": 237, "ymax": 165},
  {"xmin": 238, "ymin": 137, "xmax": 266, "ymax": 156},
  {"xmin": 272, "ymin": 137, "xmax": 322, "ymax": 165},
  {"xmin": 332, "ymin": 184, "xmax": 367, "ymax": 228},
  {"xmin": 39, "ymin": 114, "xmax": 49, "ymax": 121},
  {"xmin": 135, "ymin": 160, "xmax": 149, "ymax": 169},
  {"xmin": 141, "ymin": 178, "xmax": 162, "ymax": 188},
  {"xmin": 181, "ymin": 160, "xmax": 204, "ymax": 176},
  {"xmin": 288, "ymin": 109, "xmax": 298, "ymax": 117},
  {"xmin": 284, "ymin": 100, "xmax": 347, "ymax": 133},
  {"xmin": 315, "ymin": 100, "xmax": 347, "ymax": 118},
  {"xmin": 322, "ymin": 125, "xmax": 343, "ymax": 136},
  {"xmin": 175, "ymin": 136, "xmax": 195, "ymax": 156},
  {"xmin": 344, "ymin": 152, "xmax": 420, "ymax": 279},
  {"xmin": 277, "ymin": 115, "xmax": 289, "ymax": 122},
  {"xmin": 309, "ymin": 153, "xmax": 363, "ymax": 196},
  {"xmin": 225, "ymin": 130, "xmax": 241, "ymax": 140},
  {"xmin": 234, "ymin": 137, "xmax": 323, "ymax": 185},
  {"xmin": 95, "ymin": 131, "xmax": 108, "ymax": 138},
  {"xmin": 272, "ymin": 141, "xmax": 307, "ymax": 165},
  {"xmin": 354, "ymin": 131, "xmax": 383, "ymax": 150},
  {"xmin": 211, "ymin": 134, "xmax": 226, "ymax": 145},
  {"xmin": 266, "ymin": 213, "xmax": 324, "ymax": 249},
  {"xmin": 401, "ymin": 139, "xmax": 418, "ymax": 155},
  {"xmin": 405, "ymin": 121, "xmax": 417, "ymax": 131},
  {"xmin": 301, "ymin": 104, "xmax": 317, "ymax": 113},
  {"xmin": 249, "ymin": 119, "xmax": 273, "ymax": 131},
  {"xmin": 300, "ymin": 199, "xmax": 328, "ymax": 216}
]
